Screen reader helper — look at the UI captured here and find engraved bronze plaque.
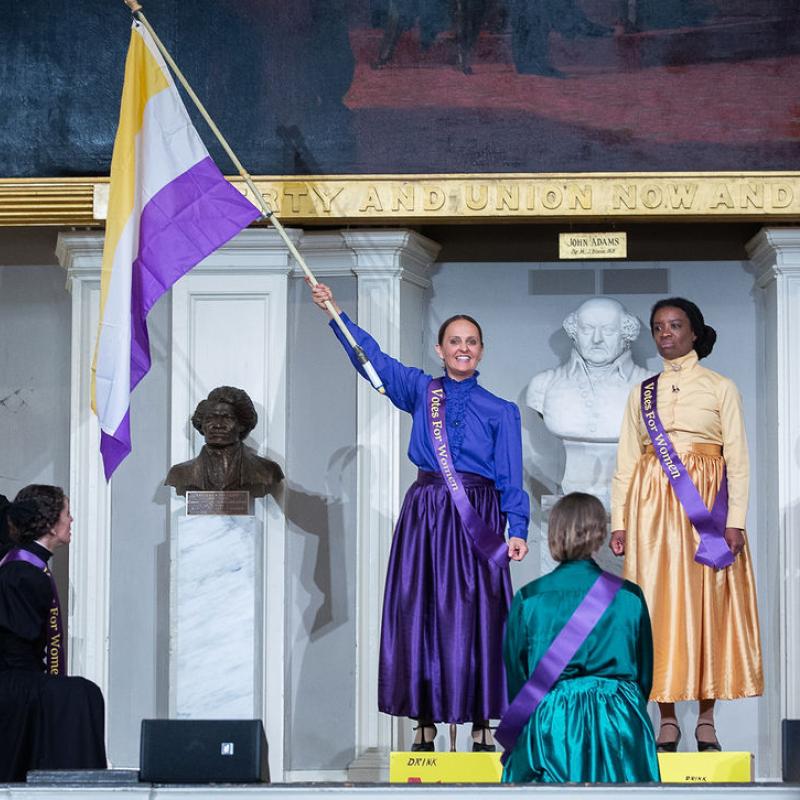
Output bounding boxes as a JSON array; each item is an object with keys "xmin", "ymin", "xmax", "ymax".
[
  {"xmin": 185, "ymin": 491, "xmax": 251, "ymax": 516},
  {"xmin": 559, "ymin": 232, "xmax": 627, "ymax": 260}
]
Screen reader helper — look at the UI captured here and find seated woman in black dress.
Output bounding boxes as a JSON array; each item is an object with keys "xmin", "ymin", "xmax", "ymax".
[
  {"xmin": 0, "ymin": 493, "xmax": 12, "ymax": 556},
  {"xmin": 0, "ymin": 484, "xmax": 106, "ymax": 782}
]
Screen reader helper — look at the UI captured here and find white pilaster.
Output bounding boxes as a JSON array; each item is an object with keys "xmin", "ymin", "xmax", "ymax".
[
  {"xmin": 747, "ymin": 227, "xmax": 800, "ymax": 779},
  {"xmin": 55, "ymin": 232, "xmax": 112, "ymax": 705},
  {"xmin": 341, "ymin": 230, "xmax": 440, "ymax": 779},
  {"xmin": 168, "ymin": 228, "xmax": 293, "ymax": 780}
]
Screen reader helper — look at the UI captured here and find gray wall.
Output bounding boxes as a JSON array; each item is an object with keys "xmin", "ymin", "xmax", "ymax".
[
  {"xmin": 0, "ymin": 261, "xmax": 71, "ymax": 613},
  {"xmin": 106, "ymin": 295, "xmax": 171, "ymax": 766},
  {"xmin": 284, "ymin": 275, "xmax": 358, "ymax": 771},
  {"xmin": 0, "ymin": 263, "xmax": 70, "ymax": 495}
]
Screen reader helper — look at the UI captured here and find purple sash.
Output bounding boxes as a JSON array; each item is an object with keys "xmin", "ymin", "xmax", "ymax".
[
  {"xmin": 496, "ymin": 570, "xmax": 623, "ymax": 764},
  {"xmin": 426, "ymin": 378, "xmax": 509, "ymax": 570},
  {"xmin": 0, "ymin": 547, "xmax": 66, "ymax": 675},
  {"xmin": 640, "ymin": 376, "xmax": 734, "ymax": 570}
]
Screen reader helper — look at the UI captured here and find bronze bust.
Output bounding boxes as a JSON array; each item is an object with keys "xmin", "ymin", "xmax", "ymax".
[{"xmin": 165, "ymin": 386, "xmax": 284, "ymax": 498}]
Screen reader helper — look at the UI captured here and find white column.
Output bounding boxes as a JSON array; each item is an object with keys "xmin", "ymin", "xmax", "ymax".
[
  {"xmin": 168, "ymin": 228, "xmax": 292, "ymax": 779},
  {"xmin": 341, "ymin": 230, "xmax": 440, "ymax": 779},
  {"xmin": 747, "ymin": 228, "xmax": 800, "ymax": 779},
  {"xmin": 55, "ymin": 232, "xmax": 112, "ymax": 704}
]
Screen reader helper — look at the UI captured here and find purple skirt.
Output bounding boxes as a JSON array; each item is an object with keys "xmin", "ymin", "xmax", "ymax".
[{"xmin": 378, "ymin": 470, "xmax": 512, "ymax": 723}]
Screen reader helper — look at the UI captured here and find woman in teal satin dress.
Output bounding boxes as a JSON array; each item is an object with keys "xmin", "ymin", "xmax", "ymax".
[{"xmin": 502, "ymin": 493, "xmax": 660, "ymax": 783}]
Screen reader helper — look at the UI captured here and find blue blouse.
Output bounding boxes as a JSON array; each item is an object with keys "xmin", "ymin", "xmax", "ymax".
[{"xmin": 330, "ymin": 313, "xmax": 530, "ymax": 539}]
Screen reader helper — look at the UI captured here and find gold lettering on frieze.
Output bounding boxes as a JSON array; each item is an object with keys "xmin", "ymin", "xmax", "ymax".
[
  {"xmin": 667, "ymin": 183, "xmax": 697, "ymax": 209},
  {"xmin": 283, "ymin": 185, "xmax": 308, "ymax": 213},
  {"xmin": 424, "ymin": 186, "xmax": 446, "ymax": 211},
  {"xmin": 710, "ymin": 184, "xmax": 735, "ymax": 209},
  {"xmin": 69, "ymin": 173, "xmax": 800, "ymax": 227},
  {"xmin": 227, "ymin": 175, "xmax": 800, "ymax": 224},
  {"xmin": 465, "ymin": 184, "xmax": 488, "ymax": 210},
  {"xmin": 613, "ymin": 184, "xmax": 637, "ymax": 210},
  {"xmin": 642, "ymin": 185, "xmax": 663, "ymax": 209},
  {"xmin": 611, "ymin": 181, "xmax": 717, "ymax": 212},
  {"xmin": 392, "ymin": 184, "xmax": 415, "ymax": 212},
  {"xmin": 497, "ymin": 184, "xmax": 519, "ymax": 211},
  {"xmin": 741, "ymin": 183, "xmax": 763, "ymax": 208},
  {"xmin": 704, "ymin": 181, "xmax": 793, "ymax": 210},
  {"xmin": 570, "ymin": 184, "xmax": 592, "ymax": 210},
  {"xmin": 260, "ymin": 188, "xmax": 279, "ymax": 213},
  {"xmin": 773, "ymin": 183, "xmax": 793, "ymax": 208},
  {"xmin": 359, "ymin": 185, "xmax": 384, "ymax": 212},
  {"xmin": 609, "ymin": 180, "xmax": 797, "ymax": 213},
  {"xmin": 310, "ymin": 184, "xmax": 344, "ymax": 213},
  {"xmin": 541, "ymin": 186, "xmax": 563, "ymax": 210}
]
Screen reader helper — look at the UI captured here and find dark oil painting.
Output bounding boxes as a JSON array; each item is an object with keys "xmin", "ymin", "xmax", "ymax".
[{"xmin": 2, "ymin": 0, "xmax": 799, "ymax": 177}]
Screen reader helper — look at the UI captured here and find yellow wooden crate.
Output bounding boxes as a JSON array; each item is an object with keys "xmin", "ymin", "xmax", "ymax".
[
  {"xmin": 390, "ymin": 752, "xmax": 502, "ymax": 783},
  {"xmin": 657, "ymin": 752, "xmax": 752, "ymax": 783},
  {"xmin": 389, "ymin": 750, "xmax": 752, "ymax": 784}
]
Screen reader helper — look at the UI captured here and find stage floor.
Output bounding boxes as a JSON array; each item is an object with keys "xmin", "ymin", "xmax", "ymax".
[{"xmin": 2, "ymin": 783, "xmax": 800, "ymax": 800}]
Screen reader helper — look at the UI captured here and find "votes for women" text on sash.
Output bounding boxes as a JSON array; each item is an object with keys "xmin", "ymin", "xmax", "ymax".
[
  {"xmin": 0, "ymin": 547, "xmax": 66, "ymax": 675},
  {"xmin": 495, "ymin": 570, "xmax": 623, "ymax": 764},
  {"xmin": 640, "ymin": 376, "xmax": 734, "ymax": 570},
  {"xmin": 426, "ymin": 378, "xmax": 509, "ymax": 570}
]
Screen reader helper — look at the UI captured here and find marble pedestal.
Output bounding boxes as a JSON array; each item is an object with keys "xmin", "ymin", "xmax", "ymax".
[{"xmin": 172, "ymin": 515, "xmax": 262, "ymax": 718}]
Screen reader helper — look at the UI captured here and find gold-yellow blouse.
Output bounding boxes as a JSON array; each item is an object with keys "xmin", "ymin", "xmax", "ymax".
[{"xmin": 611, "ymin": 350, "xmax": 749, "ymax": 531}]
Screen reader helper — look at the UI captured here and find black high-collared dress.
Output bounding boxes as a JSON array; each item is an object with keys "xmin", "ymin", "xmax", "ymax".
[{"xmin": 0, "ymin": 541, "xmax": 106, "ymax": 782}]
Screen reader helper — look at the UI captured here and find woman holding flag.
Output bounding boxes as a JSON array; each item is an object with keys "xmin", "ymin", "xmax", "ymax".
[
  {"xmin": 610, "ymin": 298, "xmax": 763, "ymax": 752},
  {"xmin": 0, "ymin": 485, "xmax": 106, "ymax": 781},
  {"xmin": 309, "ymin": 281, "xmax": 530, "ymax": 752}
]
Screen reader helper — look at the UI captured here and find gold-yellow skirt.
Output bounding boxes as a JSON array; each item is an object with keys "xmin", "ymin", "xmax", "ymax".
[{"xmin": 624, "ymin": 447, "xmax": 763, "ymax": 702}]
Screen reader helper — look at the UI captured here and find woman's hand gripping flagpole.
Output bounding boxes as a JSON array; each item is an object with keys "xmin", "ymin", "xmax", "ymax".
[{"xmin": 120, "ymin": 0, "xmax": 385, "ymax": 395}]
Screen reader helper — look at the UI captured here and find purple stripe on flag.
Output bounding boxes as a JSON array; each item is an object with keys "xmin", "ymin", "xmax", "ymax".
[
  {"xmin": 101, "ymin": 156, "xmax": 259, "ymax": 480},
  {"xmin": 100, "ymin": 409, "xmax": 131, "ymax": 480},
  {"xmin": 129, "ymin": 156, "xmax": 260, "ymax": 392}
]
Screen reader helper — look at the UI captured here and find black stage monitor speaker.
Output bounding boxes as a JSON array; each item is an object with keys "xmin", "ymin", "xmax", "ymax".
[
  {"xmin": 140, "ymin": 719, "xmax": 269, "ymax": 784},
  {"xmin": 784, "ymin": 719, "xmax": 800, "ymax": 782}
]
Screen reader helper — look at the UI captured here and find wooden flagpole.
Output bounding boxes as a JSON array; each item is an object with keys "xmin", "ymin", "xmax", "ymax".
[{"xmin": 121, "ymin": 0, "xmax": 386, "ymax": 394}]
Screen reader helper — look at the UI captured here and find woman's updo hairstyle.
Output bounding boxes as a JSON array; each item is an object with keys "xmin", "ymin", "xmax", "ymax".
[
  {"xmin": 649, "ymin": 297, "xmax": 717, "ymax": 360},
  {"xmin": 548, "ymin": 492, "xmax": 607, "ymax": 562},
  {"xmin": 437, "ymin": 314, "xmax": 484, "ymax": 346},
  {"xmin": 6, "ymin": 485, "xmax": 65, "ymax": 545}
]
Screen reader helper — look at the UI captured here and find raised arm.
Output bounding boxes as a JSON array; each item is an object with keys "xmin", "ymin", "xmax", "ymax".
[{"xmin": 308, "ymin": 281, "xmax": 426, "ymax": 413}]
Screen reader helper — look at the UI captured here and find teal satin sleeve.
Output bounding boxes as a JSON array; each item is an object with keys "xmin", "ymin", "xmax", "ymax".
[{"xmin": 503, "ymin": 592, "xmax": 529, "ymax": 700}]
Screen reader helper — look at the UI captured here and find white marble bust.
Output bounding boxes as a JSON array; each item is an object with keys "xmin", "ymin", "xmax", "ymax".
[
  {"xmin": 527, "ymin": 297, "xmax": 650, "ymax": 443},
  {"xmin": 530, "ymin": 297, "xmax": 649, "ymax": 574}
]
